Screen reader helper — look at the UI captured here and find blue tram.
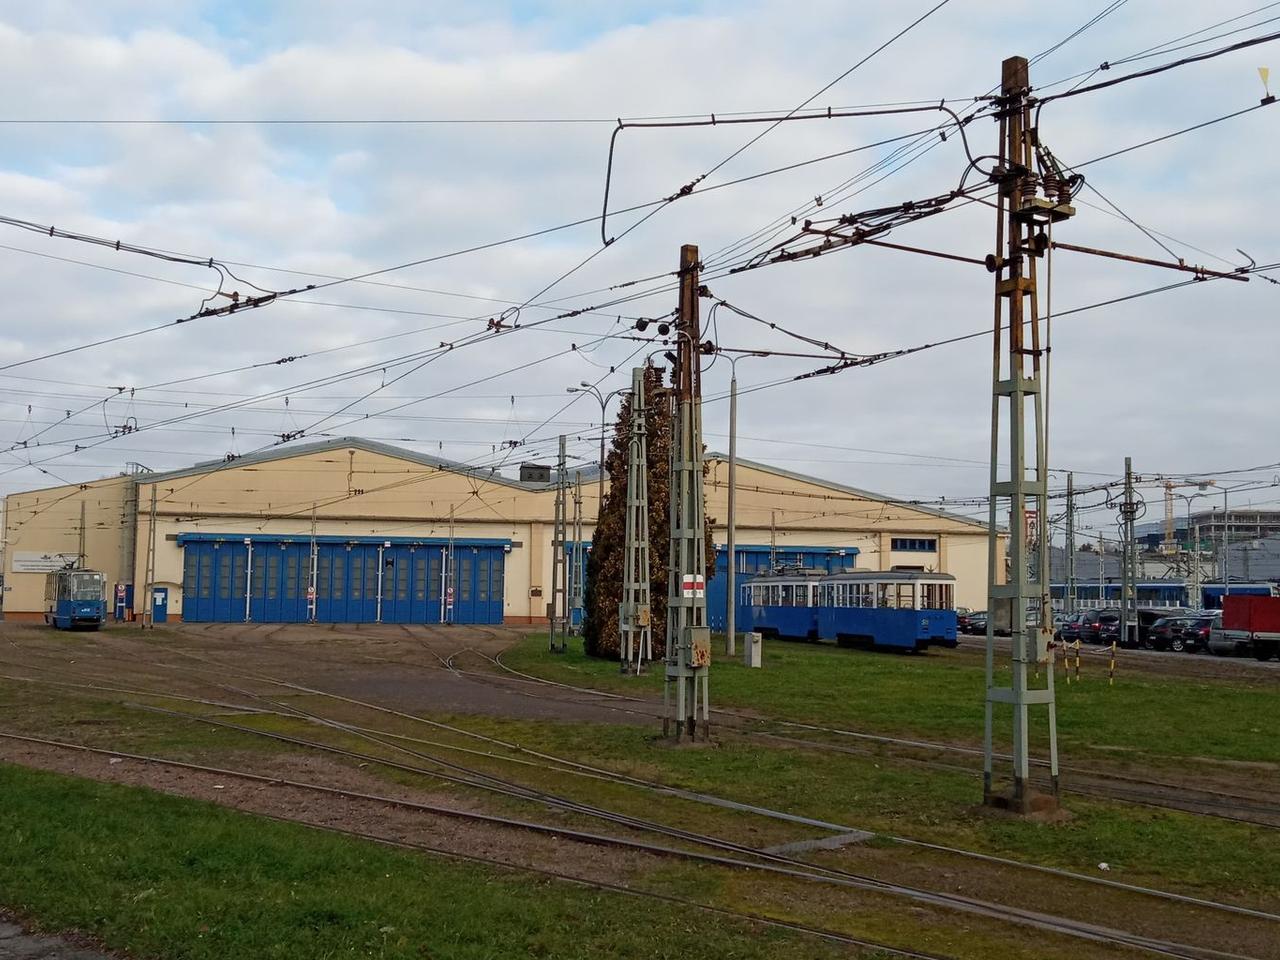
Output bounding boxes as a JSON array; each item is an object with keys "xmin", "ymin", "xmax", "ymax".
[
  {"xmin": 738, "ymin": 569, "xmax": 958, "ymax": 652},
  {"xmin": 43, "ymin": 568, "xmax": 106, "ymax": 630}
]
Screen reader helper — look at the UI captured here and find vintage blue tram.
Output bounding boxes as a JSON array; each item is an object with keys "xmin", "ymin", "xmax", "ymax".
[
  {"xmin": 43, "ymin": 568, "xmax": 106, "ymax": 630},
  {"xmin": 738, "ymin": 569, "xmax": 957, "ymax": 652}
]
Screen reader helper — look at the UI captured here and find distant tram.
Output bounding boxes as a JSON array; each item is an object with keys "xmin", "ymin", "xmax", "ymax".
[
  {"xmin": 43, "ymin": 568, "xmax": 106, "ymax": 630},
  {"xmin": 738, "ymin": 569, "xmax": 958, "ymax": 652}
]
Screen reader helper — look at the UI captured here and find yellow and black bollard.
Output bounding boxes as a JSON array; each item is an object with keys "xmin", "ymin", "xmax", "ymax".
[{"xmin": 1109, "ymin": 641, "xmax": 1116, "ymax": 686}]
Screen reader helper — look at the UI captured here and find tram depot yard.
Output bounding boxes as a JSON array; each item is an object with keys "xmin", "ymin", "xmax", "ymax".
[{"xmin": 0, "ymin": 618, "xmax": 1275, "ymax": 960}]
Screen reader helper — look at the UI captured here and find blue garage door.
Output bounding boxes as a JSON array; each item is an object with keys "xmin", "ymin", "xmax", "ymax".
[
  {"xmin": 707, "ymin": 544, "xmax": 859, "ymax": 631},
  {"xmin": 181, "ymin": 536, "xmax": 508, "ymax": 624}
]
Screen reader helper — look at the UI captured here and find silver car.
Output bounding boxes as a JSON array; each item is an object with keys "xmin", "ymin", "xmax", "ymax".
[{"xmin": 1205, "ymin": 611, "xmax": 1250, "ymax": 656}]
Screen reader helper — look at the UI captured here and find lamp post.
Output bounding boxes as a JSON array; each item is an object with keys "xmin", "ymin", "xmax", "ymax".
[
  {"xmin": 1221, "ymin": 486, "xmax": 1230, "ymax": 598},
  {"xmin": 722, "ymin": 352, "xmax": 767, "ymax": 658},
  {"xmin": 567, "ymin": 382, "xmax": 627, "ymax": 518},
  {"xmin": 1178, "ymin": 486, "xmax": 1214, "ymax": 609}
]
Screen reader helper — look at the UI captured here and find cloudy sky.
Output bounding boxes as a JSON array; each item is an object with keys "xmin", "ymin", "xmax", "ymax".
[{"xmin": 1, "ymin": 1, "xmax": 1277, "ymax": 541}]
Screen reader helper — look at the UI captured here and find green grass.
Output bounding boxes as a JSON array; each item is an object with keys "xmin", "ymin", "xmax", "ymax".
[
  {"xmin": 0, "ymin": 762, "xmax": 862, "ymax": 960},
  {"xmin": 502, "ymin": 634, "xmax": 1280, "ymax": 766}
]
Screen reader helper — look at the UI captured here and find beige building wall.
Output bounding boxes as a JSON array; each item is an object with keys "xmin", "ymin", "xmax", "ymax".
[
  {"xmin": 2, "ymin": 439, "xmax": 1000, "ymax": 621},
  {"xmin": 3, "ymin": 475, "xmax": 134, "ymax": 617}
]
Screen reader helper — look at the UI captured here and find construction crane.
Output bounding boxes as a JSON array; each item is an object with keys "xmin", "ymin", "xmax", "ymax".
[{"xmin": 1160, "ymin": 479, "xmax": 1216, "ymax": 554}]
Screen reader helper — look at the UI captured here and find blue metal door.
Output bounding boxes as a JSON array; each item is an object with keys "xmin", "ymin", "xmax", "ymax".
[
  {"xmin": 152, "ymin": 586, "xmax": 169, "ymax": 624},
  {"xmin": 177, "ymin": 536, "xmax": 507, "ymax": 624}
]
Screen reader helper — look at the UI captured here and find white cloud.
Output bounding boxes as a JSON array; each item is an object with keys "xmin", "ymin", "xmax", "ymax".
[{"xmin": 0, "ymin": 1, "xmax": 1275, "ymax": 524}]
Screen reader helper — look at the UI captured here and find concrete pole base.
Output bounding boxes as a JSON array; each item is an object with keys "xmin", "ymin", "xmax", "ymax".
[{"xmin": 984, "ymin": 787, "xmax": 1060, "ymax": 816}]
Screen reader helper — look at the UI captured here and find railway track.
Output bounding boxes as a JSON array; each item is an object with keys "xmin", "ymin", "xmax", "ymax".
[
  {"xmin": 471, "ymin": 645, "xmax": 1280, "ymax": 829},
  {"xmin": 0, "ymin": 706, "xmax": 1254, "ymax": 960},
  {"xmin": 0, "ymin": 731, "xmax": 947, "ymax": 960},
  {"xmin": 7, "ymin": 628, "xmax": 1280, "ymax": 830},
  {"xmin": 1, "ymin": 638, "xmax": 1276, "ymax": 958}
]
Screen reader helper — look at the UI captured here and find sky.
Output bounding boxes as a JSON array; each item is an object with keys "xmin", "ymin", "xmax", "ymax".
[{"xmin": 0, "ymin": 0, "xmax": 1278, "ymax": 544}]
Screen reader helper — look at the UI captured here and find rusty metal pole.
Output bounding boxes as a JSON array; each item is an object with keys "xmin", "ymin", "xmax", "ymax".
[
  {"xmin": 665, "ymin": 244, "xmax": 710, "ymax": 740},
  {"xmin": 983, "ymin": 56, "xmax": 1069, "ymax": 812}
]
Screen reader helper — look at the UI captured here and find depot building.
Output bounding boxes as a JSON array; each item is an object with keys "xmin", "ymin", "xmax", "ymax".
[{"xmin": 2, "ymin": 437, "xmax": 1003, "ymax": 625}]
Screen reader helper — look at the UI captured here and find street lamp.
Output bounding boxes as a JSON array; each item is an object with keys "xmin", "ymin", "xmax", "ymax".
[
  {"xmin": 1177, "ymin": 484, "xmax": 1214, "ymax": 609},
  {"xmin": 721, "ymin": 352, "xmax": 767, "ymax": 658},
  {"xmin": 566, "ymin": 382, "xmax": 628, "ymax": 517}
]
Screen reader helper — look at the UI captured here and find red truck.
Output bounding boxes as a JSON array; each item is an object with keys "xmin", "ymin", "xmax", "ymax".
[{"xmin": 1216, "ymin": 595, "xmax": 1280, "ymax": 661}]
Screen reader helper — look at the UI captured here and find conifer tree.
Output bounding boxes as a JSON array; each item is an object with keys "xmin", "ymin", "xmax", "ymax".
[{"xmin": 583, "ymin": 363, "xmax": 714, "ymax": 659}]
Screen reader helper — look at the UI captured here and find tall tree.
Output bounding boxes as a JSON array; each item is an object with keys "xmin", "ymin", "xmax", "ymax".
[{"xmin": 583, "ymin": 363, "xmax": 714, "ymax": 660}]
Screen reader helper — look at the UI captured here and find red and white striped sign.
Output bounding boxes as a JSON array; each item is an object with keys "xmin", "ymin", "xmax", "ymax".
[{"xmin": 681, "ymin": 574, "xmax": 705, "ymax": 598}]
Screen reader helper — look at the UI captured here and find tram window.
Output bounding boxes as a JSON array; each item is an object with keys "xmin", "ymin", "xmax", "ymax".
[
  {"xmin": 876, "ymin": 583, "xmax": 893, "ymax": 608},
  {"xmin": 896, "ymin": 584, "xmax": 914, "ymax": 608},
  {"xmin": 781, "ymin": 584, "xmax": 794, "ymax": 606},
  {"xmin": 69, "ymin": 572, "xmax": 102, "ymax": 601},
  {"xmin": 944, "ymin": 584, "xmax": 953, "ymax": 609}
]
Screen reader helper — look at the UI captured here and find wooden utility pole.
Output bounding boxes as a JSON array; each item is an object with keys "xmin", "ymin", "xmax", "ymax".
[
  {"xmin": 983, "ymin": 55, "xmax": 1072, "ymax": 812},
  {"xmin": 664, "ymin": 244, "xmax": 710, "ymax": 740}
]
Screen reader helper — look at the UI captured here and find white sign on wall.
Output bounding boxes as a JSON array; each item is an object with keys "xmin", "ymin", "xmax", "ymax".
[{"xmin": 12, "ymin": 551, "xmax": 78, "ymax": 573}]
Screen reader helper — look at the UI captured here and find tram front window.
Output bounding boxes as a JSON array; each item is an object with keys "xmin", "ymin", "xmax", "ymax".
[{"xmin": 69, "ymin": 573, "xmax": 103, "ymax": 601}]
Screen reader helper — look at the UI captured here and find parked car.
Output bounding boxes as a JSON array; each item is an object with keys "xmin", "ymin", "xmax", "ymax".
[
  {"xmin": 1054, "ymin": 612, "xmax": 1083, "ymax": 643},
  {"xmin": 1204, "ymin": 612, "xmax": 1246, "ymax": 656},
  {"xmin": 1148, "ymin": 616, "xmax": 1186, "ymax": 651},
  {"xmin": 1134, "ymin": 609, "xmax": 1170, "ymax": 648},
  {"xmin": 1079, "ymin": 608, "xmax": 1120, "ymax": 645},
  {"xmin": 957, "ymin": 610, "xmax": 984, "ymax": 635}
]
